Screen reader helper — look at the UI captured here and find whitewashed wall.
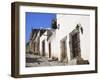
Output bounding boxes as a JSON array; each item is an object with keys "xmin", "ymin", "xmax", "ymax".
[
  {"xmin": 50, "ymin": 14, "xmax": 90, "ymax": 61},
  {"xmin": 40, "ymin": 31, "xmax": 49, "ymax": 57},
  {"xmin": 49, "ymin": 31, "xmax": 61, "ymax": 60}
]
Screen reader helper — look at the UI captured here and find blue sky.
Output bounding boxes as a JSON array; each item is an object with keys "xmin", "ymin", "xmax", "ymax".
[{"xmin": 26, "ymin": 12, "xmax": 56, "ymax": 43}]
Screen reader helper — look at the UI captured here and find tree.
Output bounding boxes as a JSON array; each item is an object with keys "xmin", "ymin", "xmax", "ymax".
[{"xmin": 51, "ymin": 19, "xmax": 57, "ymax": 29}]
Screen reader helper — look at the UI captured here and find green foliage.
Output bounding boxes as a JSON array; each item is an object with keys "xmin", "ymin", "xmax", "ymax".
[{"xmin": 51, "ymin": 19, "xmax": 57, "ymax": 29}]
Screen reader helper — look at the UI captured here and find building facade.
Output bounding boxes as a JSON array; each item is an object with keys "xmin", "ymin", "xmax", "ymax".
[{"xmin": 29, "ymin": 14, "xmax": 90, "ymax": 65}]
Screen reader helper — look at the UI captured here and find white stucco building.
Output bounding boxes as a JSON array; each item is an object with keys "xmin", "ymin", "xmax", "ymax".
[
  {"xmin": 39, "ymin": 14, "xmax": 90, "ymax": 65},
  {"xmin": 30, "ymin": 14, "xmax": 90, "ymax": 65}
]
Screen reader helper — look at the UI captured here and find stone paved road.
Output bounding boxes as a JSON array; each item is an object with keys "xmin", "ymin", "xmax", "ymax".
[{"xmin": 26, "ymin": 53, "xmax": 68, "ymax": 67}]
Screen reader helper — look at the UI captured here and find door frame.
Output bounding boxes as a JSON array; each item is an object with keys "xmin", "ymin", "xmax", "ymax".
[
  {"xmin": 60, "ymin": 36, "xmax": 67, "ymax": 62},
  {"xmin": 48, "ymin": 42, "xmax": 51, "ymax": 58},
  {"xmin": 69, "ymin": 29, "xmax": 81, "ymax": 60},
  {"xmin": 42, "ymin": 40, "xmax": 45, "ymax": 56}
]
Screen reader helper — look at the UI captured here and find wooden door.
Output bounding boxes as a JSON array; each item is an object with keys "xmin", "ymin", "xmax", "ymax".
[
  {"xmin": 42, "ymin": 40, "xmax": 45, "ymax": 56},
  {"xmin": 72, "ymin": 33, "xmax": 80, "ymax": 58},
  {"xmin": 49, "ymin": 42, "xmax": 51, "ymax": 58},
  {"xmin": 60, "ymin": 40, "xmax": 67, "ymax": 62}
]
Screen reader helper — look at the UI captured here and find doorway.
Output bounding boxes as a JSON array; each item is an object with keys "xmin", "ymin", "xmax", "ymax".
[
  {"xmin": 60, "ymin": 36, "xmax": 67, "ymax": 62},
  {"xmin": 49, "ymin": 42, "xmax": 51, "ymax": 58},
  {"xmin": 42, "ymin": 40, "xmax": 45, "ymax": 56},
  {"xmin": 72, "ymin": 33, "xmax": 79, "ymax": 58},
  {"xmin": 69, "ymin": 29, "xmax": 81, "ymax": 59}
]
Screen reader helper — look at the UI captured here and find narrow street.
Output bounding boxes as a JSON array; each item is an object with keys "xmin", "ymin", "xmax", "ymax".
[{"xmin": 26, "ymin": 53, "xmax": 67, "ymax": 67}]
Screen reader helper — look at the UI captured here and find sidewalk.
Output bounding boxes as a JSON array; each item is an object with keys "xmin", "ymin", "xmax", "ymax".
[{"xmin": 26, "ymin": 53, "xmax": 67, "ymax": 67}]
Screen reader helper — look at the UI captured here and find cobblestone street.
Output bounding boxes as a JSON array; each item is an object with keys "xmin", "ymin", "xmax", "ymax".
[{"xmin": 26, "ymin": 53, "xmax": 68, "ymax": 67}]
